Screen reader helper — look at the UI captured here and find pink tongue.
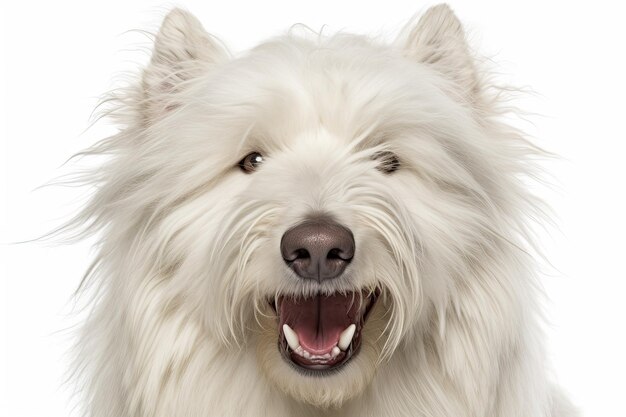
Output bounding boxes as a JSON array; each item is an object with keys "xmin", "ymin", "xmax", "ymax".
[{"xmin": 279, "ymin": 293, "xmax": 358, "ymax": 355}]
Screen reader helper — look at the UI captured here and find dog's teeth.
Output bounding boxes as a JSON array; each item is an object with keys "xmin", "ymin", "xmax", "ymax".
[
  {"xmin": 338, "ymin": 324, "xmax": 356, "ymax": 351},
  {"xmin": 331, "ymin": 346, "xmax": 341, "ymax": 357},
  {"xmin": 282, "ymin": 324, "xmax": 300, "ymax": 351}
]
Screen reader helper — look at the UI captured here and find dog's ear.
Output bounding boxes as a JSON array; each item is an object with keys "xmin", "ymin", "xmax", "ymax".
[
  {"xmin": 400, "ymin": 4, "xmax": 479, "ymax": 99},
  {"xmin": 141, "ymin": 9, "xmax": 228, "ymax": 122}
]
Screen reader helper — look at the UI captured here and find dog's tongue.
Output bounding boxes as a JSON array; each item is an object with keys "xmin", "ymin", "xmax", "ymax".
[{"xmin": 279, "ymin": 293, "xmax": 359, "ymax": 355}]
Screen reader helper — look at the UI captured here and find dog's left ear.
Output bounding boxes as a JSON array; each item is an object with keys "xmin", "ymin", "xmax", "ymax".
[
  {"xmin": 141, "ymin": 9, "xmax": 228, "ymax": 122},
  {"xmin": 400, "ymin": 4, "xmax": 479, "ymax": 99}
]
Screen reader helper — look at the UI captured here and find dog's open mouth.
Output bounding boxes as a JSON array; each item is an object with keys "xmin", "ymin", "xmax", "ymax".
[{"xmin": 272, "ymin": 289, "xmax": 379, "ymax": 373}]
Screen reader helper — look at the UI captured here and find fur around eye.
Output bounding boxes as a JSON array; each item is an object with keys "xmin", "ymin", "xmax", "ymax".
[{"xmin": 373, "ymin": 151, "xmax": 400, "ymax": 174}]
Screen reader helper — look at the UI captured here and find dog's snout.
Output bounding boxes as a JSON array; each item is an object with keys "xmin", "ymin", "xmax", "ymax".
[{"xmin": 281, "ymin": 218, "xmax": 355, "ymax": 282}]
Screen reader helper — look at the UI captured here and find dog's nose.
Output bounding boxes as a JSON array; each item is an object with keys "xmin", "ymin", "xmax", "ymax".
[{"xmin": 281, "ymin": 218, "xmax": 355, "ymax": 282}]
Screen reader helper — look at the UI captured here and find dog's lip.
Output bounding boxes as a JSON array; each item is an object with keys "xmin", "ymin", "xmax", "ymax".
[{"xmin": 271, "ymin": 288, "xmax": 379, "ymax": 374}]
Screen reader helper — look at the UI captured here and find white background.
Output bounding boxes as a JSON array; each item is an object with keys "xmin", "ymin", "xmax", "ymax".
[{"xmin": 1, "ymin": 1, "xmax": 625, "ymax": 416}]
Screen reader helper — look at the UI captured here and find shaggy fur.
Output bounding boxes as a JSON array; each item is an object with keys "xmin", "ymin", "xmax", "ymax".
[{"xmin": 65, "ymin": 4, "xmax": 577, "ymax": 417}]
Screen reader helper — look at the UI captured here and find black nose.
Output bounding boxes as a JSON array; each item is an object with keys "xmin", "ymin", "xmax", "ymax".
[{"xmin": 280, "ymin": 218, "xmax": 355, "ymax": 282}]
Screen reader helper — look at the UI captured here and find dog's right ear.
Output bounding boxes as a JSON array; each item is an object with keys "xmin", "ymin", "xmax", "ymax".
[{"xmin": 141, "ymin": 9, "xmax": 228, "ymax": 122}]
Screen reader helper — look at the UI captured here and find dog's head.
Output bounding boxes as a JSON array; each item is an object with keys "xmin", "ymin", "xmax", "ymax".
[{"xmin": 83, "ymin": 5, "xmax": 536, "ymax": 409}]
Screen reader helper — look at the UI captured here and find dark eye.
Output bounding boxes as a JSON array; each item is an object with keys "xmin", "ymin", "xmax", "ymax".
[
  {"xmin": 373, "ymin": 151, "xmax": 400, "ymax": 174},
  {"xmin": 238, "ymin": 152, "xmax": 264, "ymax": 173}
]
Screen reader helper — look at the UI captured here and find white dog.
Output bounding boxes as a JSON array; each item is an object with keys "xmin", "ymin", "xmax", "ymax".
[{"xmin": 67, "ymin": 4, "xmax": 576, "ymax": 416}]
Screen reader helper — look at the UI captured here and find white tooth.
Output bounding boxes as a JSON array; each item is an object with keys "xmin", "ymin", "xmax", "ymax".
[
  {"xmin": 331, "ymin": 346, "xmax": 341, "ymax": 357},
  {"xmin": 283, "ymin": 324, "xmax": 300, "ymax": 351},
  {"xmin": 338, "ymin": 324, "xmax": 356, "ymax": 351}
]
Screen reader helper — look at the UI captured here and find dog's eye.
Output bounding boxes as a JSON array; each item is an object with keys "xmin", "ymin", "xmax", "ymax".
[
  {"xmin": 238, "ymin": 152, "xmax": 264, "ymax": 173},
  {"xmin": 373, "ymin": 151, "xmax": 400, "ymax": 174}
]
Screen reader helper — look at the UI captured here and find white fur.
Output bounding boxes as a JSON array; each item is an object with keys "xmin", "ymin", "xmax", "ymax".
[{"xmin": 65, "ymin": 5, "xmax": 576, "ymax": 416}]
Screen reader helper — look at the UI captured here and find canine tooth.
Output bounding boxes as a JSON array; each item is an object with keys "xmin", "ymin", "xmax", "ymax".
[
  {"xmin": 338, "ymin": 324, "xmax": 356, "ymax": 351},
  {"xmin": 282, "ymin": 324, "xmax": 300, "ymax": 351},
  {"xmin": 331, "ymin": 346, "xmax": 341, "ymax": 357}
]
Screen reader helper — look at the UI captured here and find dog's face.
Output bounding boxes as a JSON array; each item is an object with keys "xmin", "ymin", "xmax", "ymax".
[{"xmin": 110, "ymin": 5, "xmax": 514, "ymax": 408}]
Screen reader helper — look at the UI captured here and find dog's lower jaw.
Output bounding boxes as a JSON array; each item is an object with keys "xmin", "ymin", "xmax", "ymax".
[
  {"xmin": 254, "ymin": 291, "xmax": 573, "ymax": 417},
  {"xmin": 256, "ymin": 305, "xmax": 385, "ymax": 409}
]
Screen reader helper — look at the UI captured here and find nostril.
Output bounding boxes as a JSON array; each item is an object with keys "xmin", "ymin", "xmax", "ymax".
[
  {"xmin": 284, "ymin": 248, "xmax": 310, "ymax": 263},
  {"xmin": 327, "ymin": 248, "xmax": 350, "ymax": 261},
  {"xmin": 295, "ymin": 249, "xmax": 310, "ymax": 259},
  {"xmin": 294, "ymin": 249, "xmax": 311, "ymax": 260}
]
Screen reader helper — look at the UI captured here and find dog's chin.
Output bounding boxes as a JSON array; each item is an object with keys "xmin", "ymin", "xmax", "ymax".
[{"xmin": 256, "ymin": 295, "xmax": 385, "ymax": 408}]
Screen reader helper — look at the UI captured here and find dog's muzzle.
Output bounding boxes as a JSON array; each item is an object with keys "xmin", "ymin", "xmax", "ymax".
[{"xmin": 273, "ymin": 216, "xmax": 379, "ymax": 373}]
